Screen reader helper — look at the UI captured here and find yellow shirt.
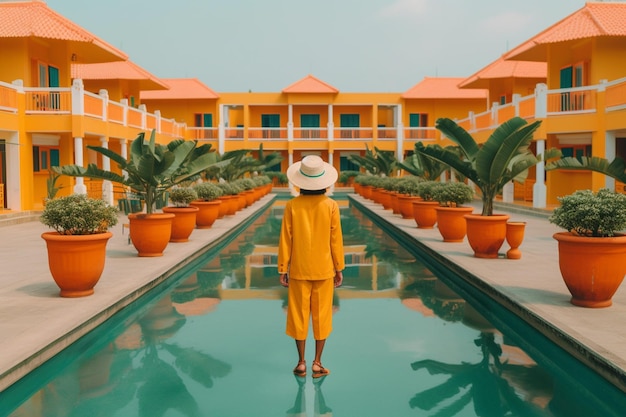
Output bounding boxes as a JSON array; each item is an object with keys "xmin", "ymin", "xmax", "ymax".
[{"xmin": 278, "ymin": 194, "xmax": 345, "ymax": 280}]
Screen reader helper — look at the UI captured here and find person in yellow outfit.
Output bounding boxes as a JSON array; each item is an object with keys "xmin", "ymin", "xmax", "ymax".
[{"xmin": 279, "ymin": 155, "xmax": 345, "ymax": 378}]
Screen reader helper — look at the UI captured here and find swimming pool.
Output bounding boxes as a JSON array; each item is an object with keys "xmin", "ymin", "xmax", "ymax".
[{"xmin": 3, "ymin": 199, "xmax": 626, "ymax": 416}]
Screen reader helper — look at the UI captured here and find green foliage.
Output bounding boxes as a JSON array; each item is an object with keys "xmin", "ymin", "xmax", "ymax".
[
  {"xmin": 217, "ymin": 182, "xmax": 242, "ymax": 196},
  {"xmin": 546, "ymin": 155, "xmax": 626, "ymax": 182},
  {"xmin": 549, "ymin": 189, "xmax": 626, "ymax": 237},
  {"xmin": 398, "ymin": 145, "xmax": 452, "ymax": 180},
  {"xmin": 55, "ymin": 130, "xmax": 227, "ymax": 214},
  {"xmin": 266, "ymin": 171, "xmax": 288, "ymax": 184},
  {"xmin": 46, "ymin": 171, "xmax": 63, "ymax": 200},
  {"xmin": 169, "ymin": 187, "xmax": 197, "ymax": 207},
  {"xmin": 41, "ymin": 194, "xmax": 118, "ymax": 235},
  {"xmin": 236, "ymin": 178, "xmax": 256, "ymax": 191},
  {"xmin": 348, "ymin": 145, "xmax": 398, "ymax": 176},
  {"xmin": 416, "ymin": 181, "xmax": 441, "ymax": 201},
  {"xmin": 193, "ymin": 182, "xmax": 223, "ymax": 201},
  {"xmin": 395, "ymin": 176, "xmax": 423, "ymax": 196},
  {"xmin": 417, "ymin": 117, "xmax": 559, "ymax": 216},
  {"xmin": 432, "ymin": 182, "xmax": 475, "ymax": 207},
  {"xmin": 338, "ymin": 170, "xmax": 360, "ymax": 184}
]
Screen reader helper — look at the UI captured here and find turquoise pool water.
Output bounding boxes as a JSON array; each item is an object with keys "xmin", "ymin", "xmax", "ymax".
[{"xmin": 3, "ymin": 199, "xmax": 626, "ymax": 416}]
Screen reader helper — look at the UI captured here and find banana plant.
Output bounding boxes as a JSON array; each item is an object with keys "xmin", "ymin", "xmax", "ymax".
[
  {"xmin": 348, "ymin": 145, "xmax": 398, "ymax": 176},
  {"xmin": 398, "ymin": 144, "xmax": 455, "ymax": 180},
  {"xmin": 416, "ymin": 117, "xmax": 560, "ymax": 216},
  {"xmin": 54, "ymin": 130, "xmax": 228, "ymax": 214}
]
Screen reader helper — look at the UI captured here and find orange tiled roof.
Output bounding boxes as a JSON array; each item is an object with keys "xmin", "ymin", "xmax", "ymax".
[
  {"xmin": 0, "ymin": 0, "xmax": 127, "ymax": 63},
  {"xmin": 402, "ymin": 77, "xmax": 488, "ymax": 99},
  {"xmin": 140, "ymin": 78, "xmax": 219, "ymax": 100},
  {"xmin": 505, "ymin": 2, "xmax": 626, "ymax": 62},
  {"xmin": 459, "ymin": 55, "xmax": 546, "ymax": 89},
  {"xmin": 282, "ymin": 75, "xmax": 339, "ymax": 94},
  {"xmin": 72, "ymin": 61, "xmax": 169, "ymax": 91}
]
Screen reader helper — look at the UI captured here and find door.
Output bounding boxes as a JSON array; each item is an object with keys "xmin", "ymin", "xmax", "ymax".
[
  {"xmin": 300, "ymin": 114, "xmax": 320, "ymax": 139},
  {"xmin": 340, "ymin": 114, "xmax": 360, "ymax": 139},
  {"xmin": 261, "ymin": 114, "xmax": 280, "ymax": 139}
]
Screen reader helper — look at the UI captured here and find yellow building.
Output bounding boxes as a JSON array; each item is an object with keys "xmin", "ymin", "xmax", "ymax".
[{"xmin": 2, "ymin": 1, "xmax": 626, "ymax": 212}]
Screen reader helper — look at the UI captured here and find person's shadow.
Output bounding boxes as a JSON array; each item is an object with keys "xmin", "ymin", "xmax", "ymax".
[{"xmin": 286, "ymin": 375, "xmax": 333, "ymax": 417}]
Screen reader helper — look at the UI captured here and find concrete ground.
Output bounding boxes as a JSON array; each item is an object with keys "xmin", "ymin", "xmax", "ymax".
[{"xmin": 1, "ymin": 190, "xmax": 626, "ymax": 396}]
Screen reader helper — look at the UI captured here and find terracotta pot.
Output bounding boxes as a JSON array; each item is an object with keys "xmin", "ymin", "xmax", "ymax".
[
  {"xmin": 553, "ymin": 232, "xmax": 626, "ymax": 308},
  {"xmin": 220, "ymin": 195, "xmax": 238, "ymax": 215},
  {"xmin": 362, "ymin": 185, "xmax": 373, "ymax": 200},
  {"xmin": 398, "ymin": 195, "xmax": 420, "ymax": 219},
  {"xmin": 435, "ymin": 206, "xmax": 474, "ymax": 242},
  {"xmin": 390, "ymin": 192, "xmax": 401, "ymax": 214},
  {"xmin": 128, "ymin": 213, "xmax": 174, "ymax": 257},
  {"xmin": 243, "ymin": 190, "xmax": 255, "ymax": 207},
  {"xmin": 379, "ymin": 190, "xmax": 393, "ymax": 210},
  {"xmin": 412, "ymin": 200, "xmax": 439, "ymax": 229},
  {"xmin": 506, "ymin": 222, "xmax": 526, "ymax": 259},
  {"xmin": 464, "ymin": 214, "xmax": 510, "ymax": 258},
  {"xmin": 162, "ymin": 206, "xmax": 199, "ymax": 242},
  {"xmin": 189, "ymin": 200, "xmax": 221, "ymax": 229},
  {"xmin": 41, "ymin": 231, "xmax": 112, "ymax": 297}
]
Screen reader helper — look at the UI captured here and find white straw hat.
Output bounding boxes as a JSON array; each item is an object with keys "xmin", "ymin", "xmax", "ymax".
[{"xmin": 286, "ymin": 155, "xmax": 338, "ymax": 190}]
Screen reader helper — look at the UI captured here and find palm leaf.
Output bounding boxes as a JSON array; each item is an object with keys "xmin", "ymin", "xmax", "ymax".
[
  {"xmin": 546, "ymin": 155, "xmax": 626, "ymax": 183},
  {"xmin": 435, "ymin": 118, "xmax": 480, "ymax": 161},
  {"xmin": 415, "ymin": 142, "xmax": 477, "ymax": 183}
]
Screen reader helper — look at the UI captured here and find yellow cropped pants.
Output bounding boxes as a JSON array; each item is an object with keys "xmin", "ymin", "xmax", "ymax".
[{"xmin": 286, "ymin": 278, "xmax": 334, "ymax": 340}]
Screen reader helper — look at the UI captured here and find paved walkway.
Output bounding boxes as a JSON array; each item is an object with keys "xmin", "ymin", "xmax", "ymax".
[{"xmin": 1, "ymin": 191, "xmax": 626, "ymax": 396}]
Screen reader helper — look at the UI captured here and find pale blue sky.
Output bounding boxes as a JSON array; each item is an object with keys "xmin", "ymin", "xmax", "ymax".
[{"xmin": 46, "ymin": 0, "xmax": 588, "ymax": 92}]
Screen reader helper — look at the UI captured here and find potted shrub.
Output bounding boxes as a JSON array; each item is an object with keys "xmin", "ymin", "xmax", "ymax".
[
  {"xmin": 162, "ymin": 187, "xmax": 199, "ymax": 242},
  {"xmin": 416, "ymin": 116, "xmax": 560, "ymax": 257},
  {"xmin": 549, "ymin": 189, "xmax": 626, "ymax": 307},
  {"xmin": 432, "ymin": 182, "xmax": 475, "ymax": 242},
  {"xmin": 412, "ymin": 181, "xmax": 441, "ymax": 229},
  {"xmin": 191, "ymin": 182, "xmax": 224, "ymax": 227},
  {"xmin": 55, "ymin": 130, "xmax": 226, "ymax": 256},
  {"xmin": 396, "ymin": 176, "xmax": 423, "ymax": 219},
  {"xmin": 40, "ymin": 194, "xmax": 118, "ymax": 297}
]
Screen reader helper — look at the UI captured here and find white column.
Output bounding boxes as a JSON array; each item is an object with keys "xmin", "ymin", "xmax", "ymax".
[
  {"xmin": 606, "ymin": 130, "xmax": 616, "ymax": 190},
  {"xmin": 218, "ymin": 104, "xmax": 226, "ymax": 154},
  {"xmin": 99, "ymin": 89, "xmax": 109, "ymax": 121},
  {"xmin": 6, "ymin": 131, "xmax": 21, "ymax": 210},
  {"xmin": 288, "ymin": 104, "xmax": 294, "ymax": 142},
  {"xmin": 535, "ymin": 83, "xmax": 548, "ymax": 119},
  {"xmin": 502, "ymin": 181, "xmax": 514, "ymax": 203},
  {"xmin": 533, "ymin": 139, "xmax": 547, "ymax": 208},
  {"xmin": 73, "ymin": 136, "xmax": 87, "ymax": 194},
  {"xmin": 71, "ymin": 79, "xmax": 84, "ymax": 116},
  {"xmin": 288, "ymin": 153, "xmax": 297, "ymax": 196},
  {"xmin": 100, "ymin": 137, "xmax": 114, "ymax": 205},
  {"xmin": 396, "ymin": 104, "xmax": 403, "ymax": 163},
  {"xmin": 327, "ymin": 104, "xmax": 334, "ymax": 141}
]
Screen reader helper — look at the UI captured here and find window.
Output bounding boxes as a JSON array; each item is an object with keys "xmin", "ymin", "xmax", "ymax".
[
  {"xmin": 300, "ymin": 114, "xmax": 320, "ymax": 138},
  {"xmin": 409, "ymin": 113, "xmax": 428, "ymax": 139},
  {"xmin": 194, "ymin": 113, "xmax": 214, "ymax": 139},
  {"xmin": 340, "ymin": 114, "xmax": 360, "ymax": 139},
  {"xmin": 33, "ymin": 146, "xmax": 60, "ymax": 173},
  {"xmin": 340, "ymin": 156, "xmax": 359, "ymax": 172},
  {"xmin": 560, "ymin": 63, "xmax": 587, "ymax": 111},
  {"xmin": 261, "ymin": 114, "xmax": 280, "ymax": 139}
]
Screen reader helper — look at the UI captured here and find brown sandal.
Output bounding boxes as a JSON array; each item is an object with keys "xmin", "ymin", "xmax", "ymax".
[
  {"xmin": 312, "ymin": 360, "xmax": 330, "ymax": 378},
  {"xmin": 293, "ymin": 360, "xmax": 306, "ymax": 376}
]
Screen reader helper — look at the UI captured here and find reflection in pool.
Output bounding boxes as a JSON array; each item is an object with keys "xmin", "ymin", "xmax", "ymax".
[{"xmin": 5, "ymin": 200, "xmax": 626, "ymax": 417}]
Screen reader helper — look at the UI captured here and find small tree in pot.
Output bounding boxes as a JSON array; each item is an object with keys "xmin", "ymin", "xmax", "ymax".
[
  {"xmin": 191, "ymin": 182, "xmax": 224, "ymax": 228},
  {"xmin": 550, "ymin": 189, "xmax": 626, "ymax": 307},
  {"xmin": 163, "ymin": 187, "xmax": 200, "ymax": 242},
  {"xmin": 40, "ymin": 194, "xmax": 118, "ymax": 297},
  {"xmin": 432, "ymin": 182, "xmax": 475, "ymax": 242}
]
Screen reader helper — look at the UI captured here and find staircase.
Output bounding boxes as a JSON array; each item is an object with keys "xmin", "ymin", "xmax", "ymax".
[{"xmin": 0, "ymin": 211, "xmax": 42, "ymax": 227}]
